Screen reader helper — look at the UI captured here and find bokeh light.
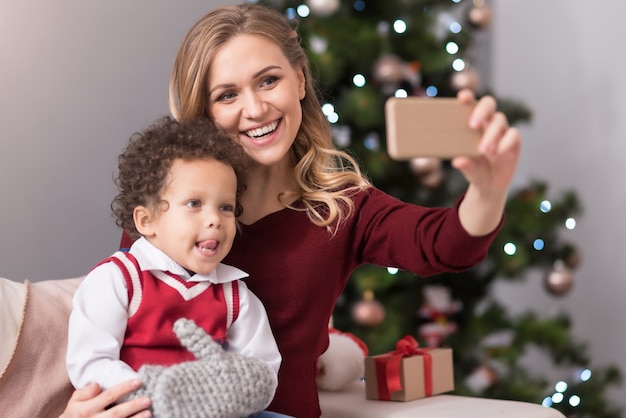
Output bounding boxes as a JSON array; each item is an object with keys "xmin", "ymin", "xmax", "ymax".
[
  {"xmin": 425, "ymin": 86, "xmax": 439, "ymax": 97},
  {"xmin": 569, "ymin": 395, "xmax": 581, "ymax": 407},
  {"xmin": 296, "ymin": 4, "xmax": 310, "ymax": 17},
  {"xmin": 452, "ymin": 58, "xmax": 466, "ymax": 71},
  {"xmin": 446, "ymin": 42, "xmax": 459, "ymax": 54},
  {"xmin": 540, "ymin": 200, "xmax": 552, "ymax": 213},
  {"xmin": 353, "ymin": 73, "xmax": 366, "ymax": 87},
  {"xmin": 504, "ymin": 242, "xmax": 516, "ymax": 255},
  {"xmin": 394, "ymin": 89, "xmax": 409, "ymax": 98},
  {"xmin": 393, "ymin": 19, "xmax": 407, "ymax": 33},
  {"xmin": 551, "ymin": 393, "xmax": 564, "ymax": 404}
]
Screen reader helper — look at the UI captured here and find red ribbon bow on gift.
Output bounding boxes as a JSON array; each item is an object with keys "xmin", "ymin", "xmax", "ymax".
[{"xmin": 374, "ymin": 335, "xmax": 433, "ymax": 400}]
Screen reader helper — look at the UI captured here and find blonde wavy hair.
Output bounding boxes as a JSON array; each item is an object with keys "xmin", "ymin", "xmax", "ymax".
[{"xmin": 169, "ymin": 3, "xmax": 371, "ymax": 231}]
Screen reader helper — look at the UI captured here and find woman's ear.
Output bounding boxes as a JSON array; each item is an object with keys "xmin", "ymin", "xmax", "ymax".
[
  {"xmin": 133, "ymin": 205, "xmax": 155, "ymax": 237},
  {"xmin": 298, "ymin": 68, "xmax": 306, "ymax": 100}
]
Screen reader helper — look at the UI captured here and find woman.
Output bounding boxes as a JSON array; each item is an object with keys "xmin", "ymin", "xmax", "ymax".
[{"xmin": 63, "ymin": 3, "xmax": 521, "ymax": 417}]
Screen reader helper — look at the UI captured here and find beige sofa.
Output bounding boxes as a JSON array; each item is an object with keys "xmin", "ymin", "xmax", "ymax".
[{"xmin": 0, "ymin": 277, "xmax": 82, "ymax": 417}]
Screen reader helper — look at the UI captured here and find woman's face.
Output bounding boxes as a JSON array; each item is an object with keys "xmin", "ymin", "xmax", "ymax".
[{"xmin": 207, "ymin": 34, "xmax": 306, "ymax": 167}]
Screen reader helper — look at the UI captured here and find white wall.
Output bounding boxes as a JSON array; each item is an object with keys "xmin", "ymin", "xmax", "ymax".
[
  {"xmin": 491, "ymin": 1, "xmax": 626, "ymax": 406},
  {"xmin": 0, "ymin": 0, "xmax": 234, "ymax": 281}
]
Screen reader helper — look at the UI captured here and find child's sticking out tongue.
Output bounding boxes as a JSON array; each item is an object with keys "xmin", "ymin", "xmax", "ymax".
[{"xmin": 196, "ymin": 240, "xmax": 217, "ymax": 251}]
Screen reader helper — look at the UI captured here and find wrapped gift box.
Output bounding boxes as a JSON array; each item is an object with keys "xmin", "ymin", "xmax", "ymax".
[{"xmin": 364, "ymin": 335, "xmax": 454, "ymax": 401}]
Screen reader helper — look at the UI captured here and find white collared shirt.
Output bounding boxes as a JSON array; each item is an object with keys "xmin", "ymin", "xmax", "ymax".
[{"xmin": 67, "ymin": 237, "xmax": 281, "ymax": 390}]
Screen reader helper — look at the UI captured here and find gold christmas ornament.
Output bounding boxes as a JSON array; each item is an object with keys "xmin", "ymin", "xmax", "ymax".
[
  {"xmin": 351, "ymin": 290, "xmax": 385, "ymax": 327},
  {"xmin": 373, "ymin": 54, "xmax": 407, "ymax": 84},
  {"xmin": 420, "ymin": 168, "xmax": 445, "ymax": 189},
  {"xmin": 306, "ymin": 0, "xmax": 340, "ymax": 17},
  {"xmin": 410, "ymin": 158, "xmax": 445, "ymax": 189},
  {"xmin": 468, "ymin": 2, "xmax": 493, "ymax": 28},
  {"xmin": 409, "ymin": 157, "xmax": 442, "ymax": 176},
  {"xmin": 373, "ymin": 54, "xmax": 422, "ymax": 96},
  {"xmin": 451, "ymin": 68, "xmax": 481, "ymax": 92},
  {"xmin": 544, "ymin": 261, "xmax": 575, "ymax": 296}
]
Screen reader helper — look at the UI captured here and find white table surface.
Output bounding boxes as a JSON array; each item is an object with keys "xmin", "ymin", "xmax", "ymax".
[{"xmin": 319, "ymin": 381, "xmax": 566, "ymax": 418}]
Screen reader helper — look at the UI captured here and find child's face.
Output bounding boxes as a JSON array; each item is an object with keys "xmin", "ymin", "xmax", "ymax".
[{"xmin": 139, "ymin": 158, "xmax": 238, "ymax": 275}]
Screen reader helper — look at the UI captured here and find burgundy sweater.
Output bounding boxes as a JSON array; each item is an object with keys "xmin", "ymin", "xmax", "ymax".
[
  {"xmin": 120, "ymin": 187, "xmax": 499, "ymax": 417},
  {"xmin": 223, "ymin": 188, "xmax": 499, "ymax": 417}
]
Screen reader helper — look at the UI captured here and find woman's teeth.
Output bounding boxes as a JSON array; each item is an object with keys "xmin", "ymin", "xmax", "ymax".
[{"xmin": 246, "ymin": 121, "xmax": 278, "ymax": 138}]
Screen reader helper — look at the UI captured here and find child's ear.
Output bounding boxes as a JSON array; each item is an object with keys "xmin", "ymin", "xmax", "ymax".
[{"xmin": 134, "ymin": 205, "xmax": 155, "ymax": 237}]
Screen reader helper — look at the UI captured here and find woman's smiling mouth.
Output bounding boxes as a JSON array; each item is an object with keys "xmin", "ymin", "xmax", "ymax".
[{"xmin": 245, "ymin": 120, "xmax": 279, "ymax": 138}]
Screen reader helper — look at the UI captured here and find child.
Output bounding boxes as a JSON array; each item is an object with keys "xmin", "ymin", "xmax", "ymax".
[{"xmin": 66, "ymin": 116, "xmax": 282, "ymax": 417}]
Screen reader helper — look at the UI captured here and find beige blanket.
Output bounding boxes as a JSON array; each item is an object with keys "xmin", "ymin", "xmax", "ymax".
[{"xmin": 0, "ymin": 277, "xmax": 82, "ymax": 418}]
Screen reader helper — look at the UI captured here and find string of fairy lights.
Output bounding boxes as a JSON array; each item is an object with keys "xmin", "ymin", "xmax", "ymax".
[
  {"xmin": 542, "ymin": 369, "xmax": 592, "ymax": 409},
  {"xmin": 275, "ymin": 0, "xmax": 484, "ymax": 108},
  {"xmin": 503, "ymin": 199, "xmax": 577, "ymax": 255}
]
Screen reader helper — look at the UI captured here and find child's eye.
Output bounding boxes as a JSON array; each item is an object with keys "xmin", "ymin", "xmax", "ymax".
[
  {"xmin": 220, "ymin": 204, "xmax": 235, "ymax": 213},
  {"xmin": 186, "ymin": 200, "xmax": 201, "ymax": 208}
]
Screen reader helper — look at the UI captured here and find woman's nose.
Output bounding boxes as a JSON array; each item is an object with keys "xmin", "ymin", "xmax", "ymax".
[{"xmin": 242, "ymin": 92, "xmax": 265, "ymax": 119}]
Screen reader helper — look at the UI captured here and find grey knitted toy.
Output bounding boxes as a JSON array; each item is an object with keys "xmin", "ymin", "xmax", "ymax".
[{"xmin": 130, "ymin": 318, "xmax": 278, "ymax": 418}]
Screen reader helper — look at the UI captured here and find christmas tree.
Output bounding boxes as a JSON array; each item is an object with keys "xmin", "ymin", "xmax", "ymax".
[{"xmin": 258, "ymin": 0, "xmax": 622, "ymax": 416}]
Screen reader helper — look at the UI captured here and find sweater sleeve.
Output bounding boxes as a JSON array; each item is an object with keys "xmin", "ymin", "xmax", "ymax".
[{"xmin": 352, "ymin": 188, "xmax": 502, "ymax": 276}]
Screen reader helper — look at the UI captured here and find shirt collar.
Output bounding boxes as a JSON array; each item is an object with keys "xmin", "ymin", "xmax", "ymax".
[{"xmin": 129, "ymin": 237, "xmax": 248, "ymax": 284}]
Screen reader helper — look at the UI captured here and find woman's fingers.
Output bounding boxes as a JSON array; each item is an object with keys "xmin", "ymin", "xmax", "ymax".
[
  {"xmin": 95, "ymin": 380, "xmax": 143, "ymax": 411},
  {"xmin": 128, "ymin": 412, "xmax": 152, "ymax": 418},
  {"xmin": 451, "ymin": 91, "xmax": 521, "ymax": 192},
  {"xmin": 61, "ymin": 380, "xmax": 151, "ymax": 418},
  {"xmin": 469, "ymin": 95, "xmax": 497, "ymax": 130},
  {"xmin": 68, "ymin": 382, "xmax": 101, "ymax": 403},
  {"xmin": 479, "ymin": 111, "xmax": 509, "ymax": 157},
  {"xmin": 105, "ymin": 396, "xmax": 151, "ymax": 418},
  {"xmin": 456, "ymin": 88, "xmax": 476, "ymax": 104}
]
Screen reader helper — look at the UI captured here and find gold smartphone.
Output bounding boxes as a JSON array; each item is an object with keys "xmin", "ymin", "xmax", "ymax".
[{"xmin": 385, "ymin": 97, "xmax": 481, "ymax": 160}]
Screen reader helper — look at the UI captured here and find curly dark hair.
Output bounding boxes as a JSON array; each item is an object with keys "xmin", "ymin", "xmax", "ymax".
[{"xmin": 111, "ymin": 116, "xmax": 249, "ymax": 239}]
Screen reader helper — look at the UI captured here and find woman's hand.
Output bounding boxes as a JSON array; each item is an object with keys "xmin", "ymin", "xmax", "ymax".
[
  {"xmin": 454, "ymin": 89, "xmax": 522, "ymax": 236},
  {"xmin": 59, "ymin": 380, "xmax": 151, "ymax": 418}
]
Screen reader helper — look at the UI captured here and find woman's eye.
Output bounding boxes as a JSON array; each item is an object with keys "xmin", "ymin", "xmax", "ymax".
[
  {"xmin": 186, "ymin": 200, "xmax": 201, "ymax": 208},
  {"xmin": 216, "ymin": 91, "xmax": 236, "ymax": 102},
  {"xmin": 261, "ymin": 76, "xmax": 278, "ymax": 88}
]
